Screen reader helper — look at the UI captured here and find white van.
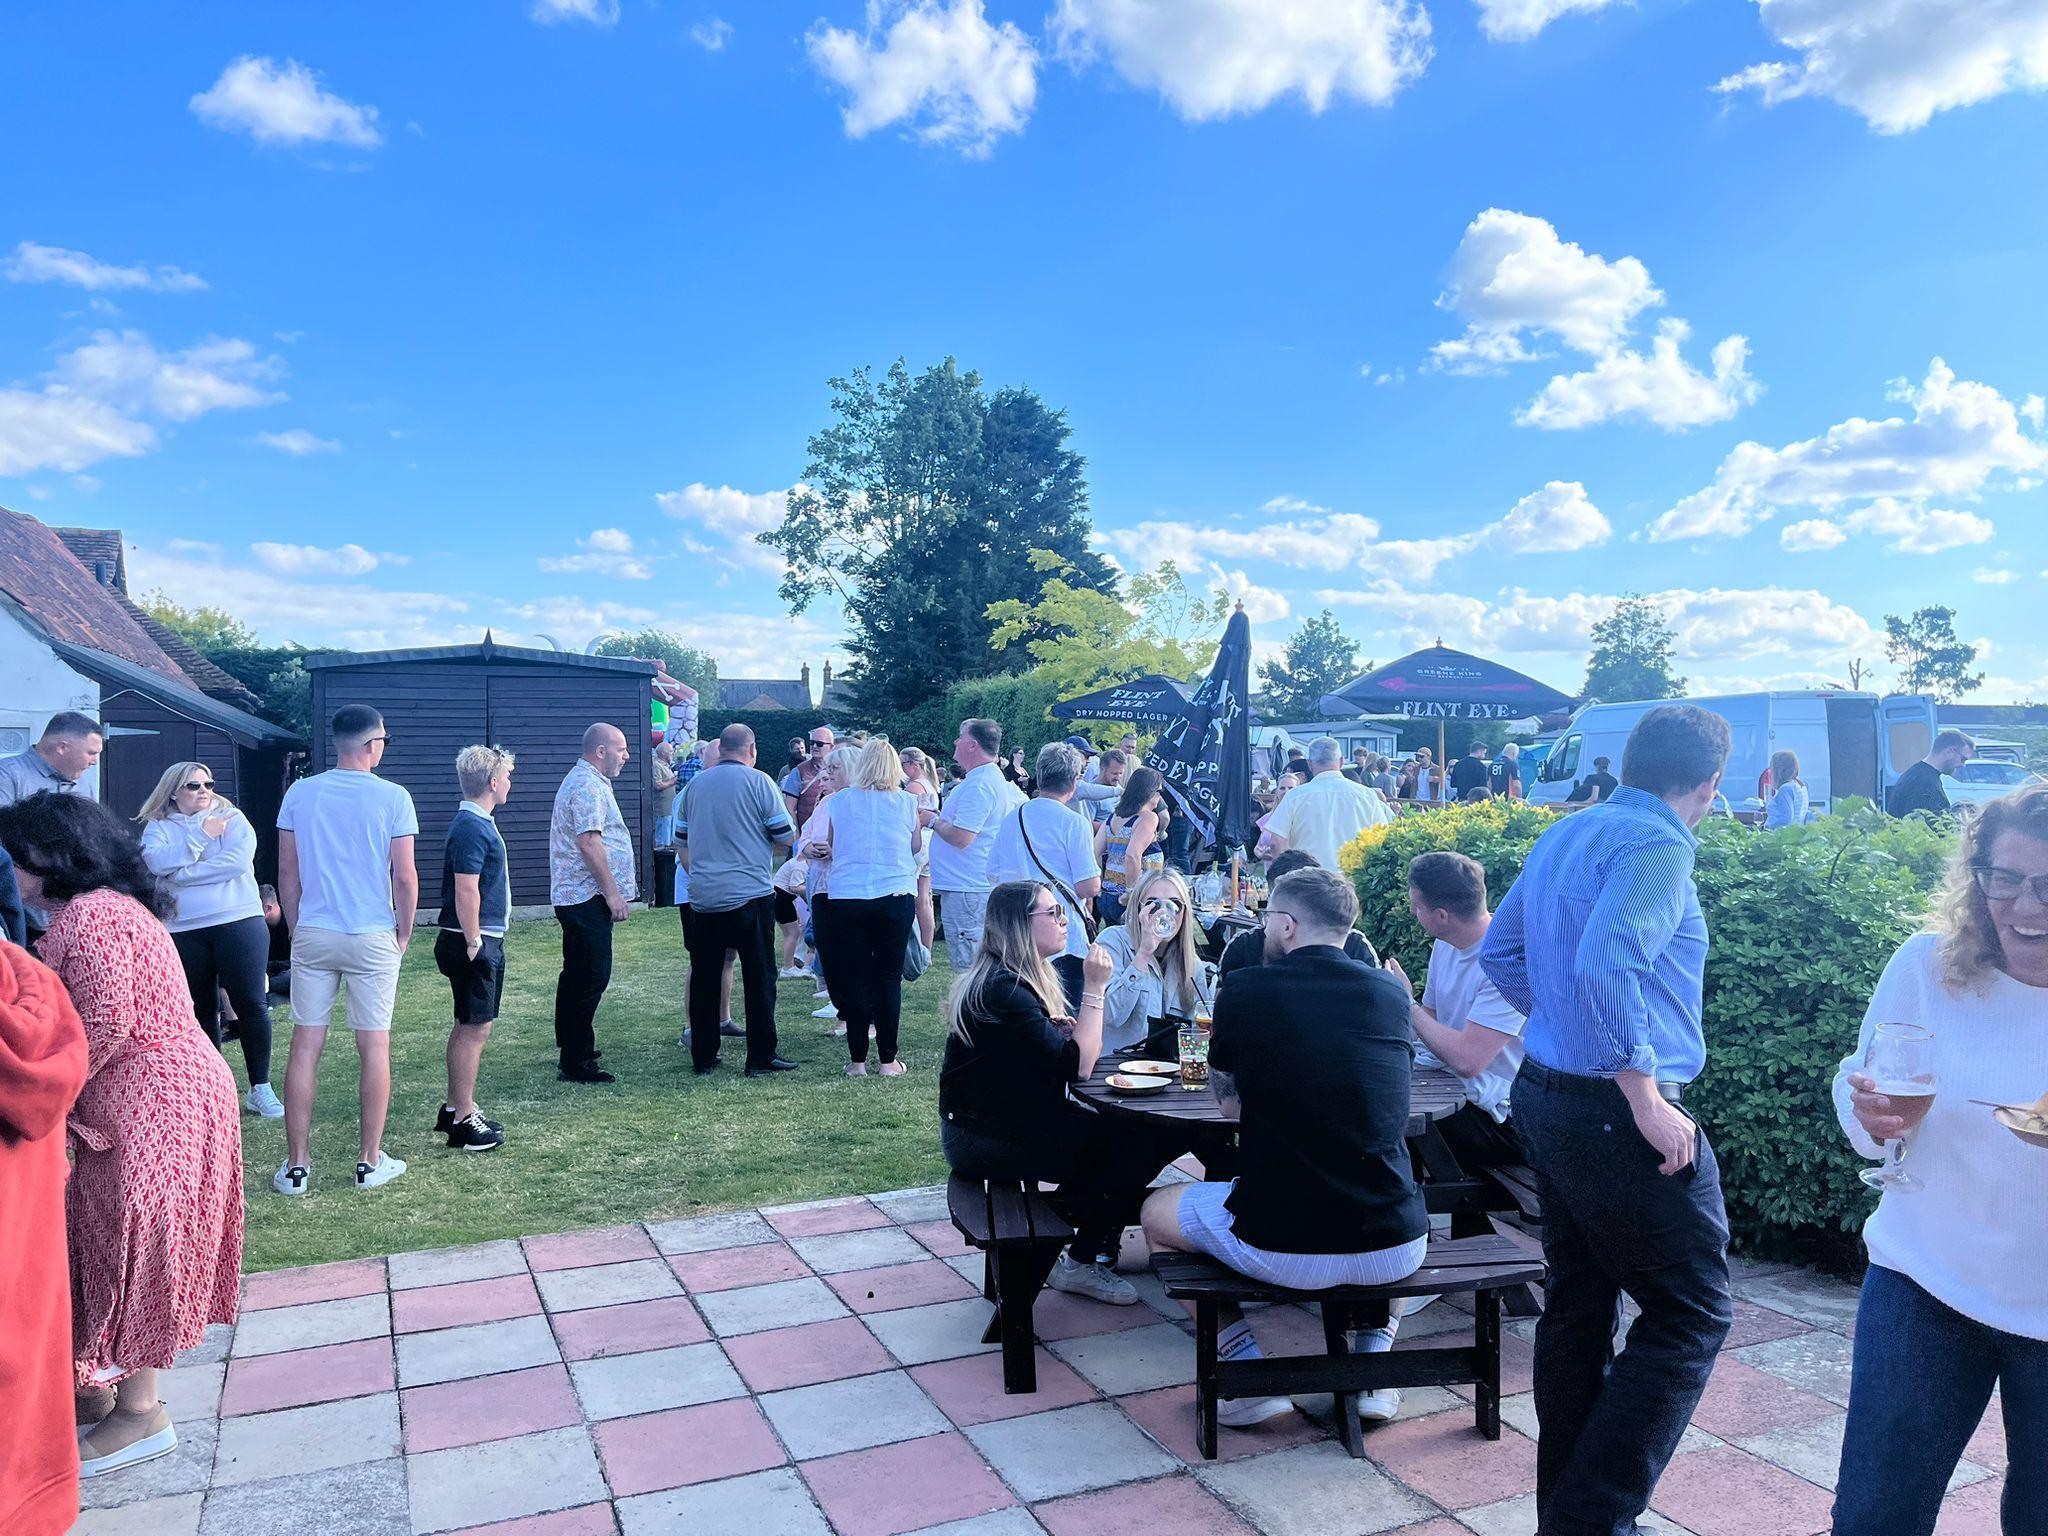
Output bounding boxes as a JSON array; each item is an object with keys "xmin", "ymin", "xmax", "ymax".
[{"xmin": 1528, "ymin": 691, "xmax": 1939, "ymax": 815}]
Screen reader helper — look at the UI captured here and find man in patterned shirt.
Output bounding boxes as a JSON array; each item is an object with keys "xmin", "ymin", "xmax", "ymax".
[{"xmin": 550, "ymin": 723, "xmax": 636, "ymax": 1085}]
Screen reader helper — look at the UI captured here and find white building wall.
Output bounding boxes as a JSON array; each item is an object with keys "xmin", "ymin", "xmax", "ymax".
[{"xmin": 0, "ymin": 616, "xmax": 102, "ymax": 795}]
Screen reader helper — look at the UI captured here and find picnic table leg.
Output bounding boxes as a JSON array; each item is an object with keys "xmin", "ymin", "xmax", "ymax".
[
  {"xmin": 1194, "ymin": 1298, "xmax": 1219, "ymax": 1461},
  {"xmin": 991, "ymin": 1243, "xmax": 1059, "ymax": 1393},
  {"xmin": 1322, "ymin": 1301, "xmax": 1367, "ymax": 1460},
  {"xmin": 1474, "ymin": 1287, "xmax": 1503, "ymax": 1440}
]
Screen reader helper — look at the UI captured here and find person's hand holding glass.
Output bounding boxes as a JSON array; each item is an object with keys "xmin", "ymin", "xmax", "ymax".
[{"xmin": 1849, "ymin": 1021, "xmax": 1937, "ymax": 1191}]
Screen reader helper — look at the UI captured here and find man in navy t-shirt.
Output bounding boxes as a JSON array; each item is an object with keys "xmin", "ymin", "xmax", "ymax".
[{"xmin": 435, "ymin": 746, "xmax": 515, "ymax": 1152}]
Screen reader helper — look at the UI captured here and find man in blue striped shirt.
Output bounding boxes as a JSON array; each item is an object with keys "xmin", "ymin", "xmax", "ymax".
[{"xmin": 1481, "ymin": 704, "xmax": 1735, "ymax": 1536}]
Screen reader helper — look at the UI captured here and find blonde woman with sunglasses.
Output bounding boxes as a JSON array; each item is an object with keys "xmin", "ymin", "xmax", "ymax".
[
  {"xmin": 1093, "ymin": 867, "xmax": 1209, "ymax": 1053},
  {"xmin": 137, "ymin": 761, "xmax": 278, "ymax": 1117}
]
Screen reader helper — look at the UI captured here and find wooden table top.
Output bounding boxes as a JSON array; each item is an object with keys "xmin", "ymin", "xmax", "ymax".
[{"xmin": 1073, "ymin": 1058, "xmax": 1465, "ymax": 1141}]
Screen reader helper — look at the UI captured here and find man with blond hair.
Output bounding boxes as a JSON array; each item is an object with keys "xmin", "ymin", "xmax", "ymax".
[{"xmin": 434, "ymin": 745, "xmax": 514, "ymax": 1153}]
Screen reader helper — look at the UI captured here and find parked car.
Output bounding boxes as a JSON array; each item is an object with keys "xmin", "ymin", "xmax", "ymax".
[{"xmin": 1942, "ymin": 758, "xmax": 2047, "ymax": 808}]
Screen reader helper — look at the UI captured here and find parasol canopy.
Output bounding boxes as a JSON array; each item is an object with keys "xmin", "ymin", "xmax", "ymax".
[
  {"xmin": 1319, "ymin": 643, "xmax": 1574, "ymax": 723},
  {"xmin": 1050, "ymin": 674, "xmax": 1194, "ymax": 725}
]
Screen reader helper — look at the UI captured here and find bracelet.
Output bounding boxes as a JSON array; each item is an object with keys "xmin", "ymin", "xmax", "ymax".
[{"xmin": 1080, "ymin": 992, "xmax": 1106, "ymax": 1005}]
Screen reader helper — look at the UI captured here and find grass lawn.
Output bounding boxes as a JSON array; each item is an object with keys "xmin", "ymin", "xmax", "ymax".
[{"xmin": 239, "ymin": 909, "xmax": 953, "ymax": 1272}]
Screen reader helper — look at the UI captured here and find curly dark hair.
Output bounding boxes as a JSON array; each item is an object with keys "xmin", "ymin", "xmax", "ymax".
[{"xmin": 0, "ymin": 791, "xmax": 170, "ymax": 917}]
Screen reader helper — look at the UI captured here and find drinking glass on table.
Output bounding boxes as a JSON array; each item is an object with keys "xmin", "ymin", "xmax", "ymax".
[{"xmin": 1858, "ymin": 1022, "xmax": 1937, "ymax": 1191}]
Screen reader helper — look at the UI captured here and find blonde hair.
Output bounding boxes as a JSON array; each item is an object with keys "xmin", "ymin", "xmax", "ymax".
[
  {"xmin": 136, "ymin": 761, "xmax": 235, "ymax": 822},
  {"xmin": 851, "ymin": 737, "xmax": 905, "ymax": 792},
  {"xmin": 456, "ymin": 744, "xmax": 516, "ymax": 798},
  {"xmin": 825, "ymin": 745, "xmax": 862, "ymax": 786},
  {"xmin": 1936, "ymin": 782, "xmax": 2048, "ymax": 990},
  {"xmin": 947, "ymin": 881, "xmax": 1067, "ymax": 1043},
  {"xmin": 1768, "ymin": 749, "xmax": 1800, "ymax": 788},
  {"xmin": 1125, "ymin": 867, "xmax": 1205, "ymax": 1015}
]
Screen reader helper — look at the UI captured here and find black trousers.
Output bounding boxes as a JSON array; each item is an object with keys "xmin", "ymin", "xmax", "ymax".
[
  {"xmin": 1512, "ymin": 1061, "xmax": 1733, "ymax": 1536},
  {"xmin": 686, "ymin": 895, "xmax": 779, "ymax": 1070},
  {"xmin": 812, "ymin": 892, "xmax": 915, "ymax": 1064},
  {"xmin": 1436, "ymin": 1102, "xmax": 1526, "ymax": 1172},
  {"xmin": 943, "ymin": 1108, "xmax": 1182, "ymax": 1263},
  {"xmin": 173, "ymin": 914, "xmax": 273, "ymax": 1087},
  {"xmin": 553, "ymin": 894, "xmax": 614, "ymax": 1070}
]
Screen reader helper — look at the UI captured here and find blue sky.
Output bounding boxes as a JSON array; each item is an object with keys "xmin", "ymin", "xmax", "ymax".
[{"xmin": 4, "ymin": 0, "xmax": 2046, "ymax": 696}]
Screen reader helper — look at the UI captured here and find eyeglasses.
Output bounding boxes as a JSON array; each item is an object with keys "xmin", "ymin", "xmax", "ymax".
[
  {"xmin": 367, "ymin": 735, "xmax": 391, "ymax": 747},
  {"xmin": 182, "ymin": 780, "xmax": 214, "ymax": 793},
  {"xmin": 1029, "ymin": 906, "xmax": 1069, "ymax": 923},
  {"xmin": 1971, "ymin": 865, "xmax": 2048, "ymax": 904},
  {"xmin": 809, "ymin": 739, "xmax": 832, "ymax": 749}
]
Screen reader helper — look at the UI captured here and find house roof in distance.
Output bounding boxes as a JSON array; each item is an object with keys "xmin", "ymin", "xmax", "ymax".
[
  {"xmin": 717, "ymin": 678, "xmax": 813, "ymax": 711},
  {"xmin": 0, "ymin": 507, "xmax": 198, "ymax": 690}
]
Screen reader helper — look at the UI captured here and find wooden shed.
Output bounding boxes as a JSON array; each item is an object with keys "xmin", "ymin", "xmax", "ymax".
[{"xmin": 305, "ymin": 639, "xmax": 657, "ymax": 908}]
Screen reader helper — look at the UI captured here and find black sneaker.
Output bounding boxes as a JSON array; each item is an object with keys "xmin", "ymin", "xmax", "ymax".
[
  {"xmin": 560, "ymin": 1063, "xmax": 617, "ymax": 1084},
  {"xmin": 718, "ymin": 1020, "xmax": 745, "ymax": 1038},
  {"xmin": 435, "ymin": 1103, "xmax": 504, "ymax": 1135},
  {"xmin": 447, "ymin": 1111, "xmax": 505, "ymax": 1152},
  {"xmin": 745, "ymin": 1056, "xmax": 800, "ymax": 1078}
]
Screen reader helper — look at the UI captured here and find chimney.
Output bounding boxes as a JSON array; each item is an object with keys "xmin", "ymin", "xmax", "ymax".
[
  {"xmin": 94, "ymin": 560, "xmax": 116, "ymax": 587},
  {"xmin": 800, "ymin": 662, "xmax": 812, "ymax": 700}
]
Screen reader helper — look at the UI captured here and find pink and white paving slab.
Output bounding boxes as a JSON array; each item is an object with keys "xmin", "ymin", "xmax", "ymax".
[{"xmin": 70, "ymin": 1189, "xmax": 2007, "ymax": 1536}]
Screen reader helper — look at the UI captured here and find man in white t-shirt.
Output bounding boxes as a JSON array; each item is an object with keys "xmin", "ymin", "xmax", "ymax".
[
  {"xmin": 273, "ymin": 704, "xmax": 421, "ymax": 1197},
  {"xmin": 1383, "ymin": 850, "xmax": 1527, "ymax": 1172},
  {"xmin": 988, "ymin": 742, "xmax": 1102, "ymax": 1003},
  {"xmin": 927, "ymin": 717, "xmax": 1027, "ymax": 970},
  {"xmin": 1261, "ymin": 736, "xmax": 1392, "ymax": 872}
]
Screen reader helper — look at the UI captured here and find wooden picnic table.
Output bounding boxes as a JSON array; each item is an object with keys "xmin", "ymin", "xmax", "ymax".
[{"xmin": 1073, "ymin": 1058, "xmax": 1466, "ymax": 1143}]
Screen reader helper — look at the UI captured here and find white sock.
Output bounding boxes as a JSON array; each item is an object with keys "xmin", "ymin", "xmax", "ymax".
[
  {"xmin": 1357, "ymin": 1320, "xmax": 1398, "ymax": 1353},
  {"xmin": 1218, "ymin": 1319, "xmax": 1262, "ymax": 1361}
]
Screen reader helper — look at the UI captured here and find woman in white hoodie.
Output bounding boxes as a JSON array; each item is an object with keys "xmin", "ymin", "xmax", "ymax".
[{"xmin": 137, "ymin": 762, "xmax": 279, "ymax": 1117}]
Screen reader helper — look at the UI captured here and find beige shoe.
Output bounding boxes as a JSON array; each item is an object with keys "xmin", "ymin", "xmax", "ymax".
[
  {"xmin": 75, "ymin": 1385, "xmax": 117, "ymax": 1429},
  {"xmin": 79, "ymin": 1404, "xmax": 177, "ymax": 1477}
]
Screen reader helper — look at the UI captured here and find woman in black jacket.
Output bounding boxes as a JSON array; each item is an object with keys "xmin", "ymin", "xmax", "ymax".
[{"xmin": 940, "ymin": 880, "xmax": 1174, "ymax": 1305}]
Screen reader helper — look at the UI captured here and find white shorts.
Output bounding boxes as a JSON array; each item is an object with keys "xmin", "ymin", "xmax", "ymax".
[
  {"xmin": 1177, "ymin": 1179, "xmax": 1428, "ymax": 1291},
  {"xmin": 291, "ymin": 925, "xmax": 402, "ymax": 1033}
]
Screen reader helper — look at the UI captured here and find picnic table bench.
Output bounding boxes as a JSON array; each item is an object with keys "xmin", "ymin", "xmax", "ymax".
[
  {"xmin": 1154, "ymin": 1231, "xmax": 1545, "ymax": 1461},
  {"xmin": 946, "ymin": 1174, "xmax": 1075, "ymax": 1394}
]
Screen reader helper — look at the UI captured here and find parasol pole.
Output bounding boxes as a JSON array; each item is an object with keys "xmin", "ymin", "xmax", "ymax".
[{"xmin": 1437, "ymin": 719, "xmax": 1445, "ymax": 803}]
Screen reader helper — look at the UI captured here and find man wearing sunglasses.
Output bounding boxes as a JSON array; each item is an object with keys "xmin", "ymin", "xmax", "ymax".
[{"xmin": 781, "ymin": 727, "xmax": 837, "ymax": 826}]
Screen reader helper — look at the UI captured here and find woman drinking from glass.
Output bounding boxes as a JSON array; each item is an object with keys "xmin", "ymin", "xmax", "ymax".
[
  {"xmin": 1830, "ymin": 783, "xmax": 2048, "ymax": 1535},
  {"xmin": 1094, "ymin": 867, "xmax": 1209, "ymax": 1054}
]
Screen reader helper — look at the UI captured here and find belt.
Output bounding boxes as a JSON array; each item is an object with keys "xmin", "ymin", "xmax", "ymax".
[
  {"xmin": 1522, "ymin": 1059, "xmax": 1688, "ymax": 1105},
  {"xmin": 1658, "ymin": 1082, "xmax": 1684, "ymax": 1106}
]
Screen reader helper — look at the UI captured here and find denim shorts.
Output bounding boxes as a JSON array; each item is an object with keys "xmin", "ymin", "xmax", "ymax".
[{"xmin": 1177, "ymin": 1180, "xmax": 1428, "ymax": 1290}]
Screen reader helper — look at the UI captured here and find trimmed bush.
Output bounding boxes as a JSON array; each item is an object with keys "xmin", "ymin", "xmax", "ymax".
[{"xmin": 1344, "ymin": 799, "xmax": 1953, "ymax": 1268}]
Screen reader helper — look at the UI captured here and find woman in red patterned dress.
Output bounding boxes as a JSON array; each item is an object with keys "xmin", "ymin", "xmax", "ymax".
[{"xmin": 0, "ymin": 793, "xmax": 243, "ymax": 1478}]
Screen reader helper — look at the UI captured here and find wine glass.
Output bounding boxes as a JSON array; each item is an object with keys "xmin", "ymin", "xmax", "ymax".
[{"xmin": 1859, "ymin": 1022, "xmax": 1936, "ymax": 1192}]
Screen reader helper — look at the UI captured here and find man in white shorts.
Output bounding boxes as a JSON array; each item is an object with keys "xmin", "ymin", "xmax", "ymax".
[
  {"xmin": 1142, "ymin": 867, "xmax": 1428, "ymax": 1428},
  {"xmin": 274, "ymin": 704, "xmax": 420, "ymax": 1195}
]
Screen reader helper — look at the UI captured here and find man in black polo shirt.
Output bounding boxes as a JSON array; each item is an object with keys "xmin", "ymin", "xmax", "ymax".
[
  {"xmin": 434, "ymin": 745, "xmax": 514, "ymax": 1152},
  {"xmin": 1886, "ymin": 728, "xmax": 1973, "ymax": 818},
  {"xmin": 1449, "ymin": 740, "xmax": 1491, "ymax": 799},
  {"xmin": 1142, "ymin": 866, "xmax": 1428, "ymax": 1430}
]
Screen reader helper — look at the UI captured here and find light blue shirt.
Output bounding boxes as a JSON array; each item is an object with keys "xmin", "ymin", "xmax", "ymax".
[
  {"xmin": 1765, "ymin": 779, "xmax": 1809, "ymax": 829},
  {"xmin": 1480, "ymin": 786, "xmax": 1708, "ymax": 1084}
]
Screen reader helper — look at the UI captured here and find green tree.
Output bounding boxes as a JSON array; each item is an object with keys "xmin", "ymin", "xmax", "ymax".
[
  {"xmin": 764, "ymin": 358, "xmax": 1115, "ymax": 715},
  {"xmin": 1258, "ymin": 609, "xmax": 1361, "ymax": 720},
  {"xmin": 592, "ymin": 630, "xmax": 719, "ymax": 698},
  {"xmin": 984, "ymin": 552, "xmax": 1227, "ymax": 699},
  {"xmin": 142, "ymin": 591, "xmax": 314, "ymax": 735},
  {"xmin": 1884, "ymin": 605, "xmax": 1983, "ymax": 701},
  {"xmin": 1583, "ymin": 595, "xmax": 1685, "ymax": 702}
]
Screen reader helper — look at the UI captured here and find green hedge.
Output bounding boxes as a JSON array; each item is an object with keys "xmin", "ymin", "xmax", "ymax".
[{"xmin": 1344, "ymin": 799, "xmax": 1953, "ymax": 1268}]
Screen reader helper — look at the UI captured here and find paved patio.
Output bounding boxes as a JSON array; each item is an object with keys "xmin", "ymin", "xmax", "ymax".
[{"xmin": 72, "ymin": 1186, "xmax": 2007, "ymax": 1536}]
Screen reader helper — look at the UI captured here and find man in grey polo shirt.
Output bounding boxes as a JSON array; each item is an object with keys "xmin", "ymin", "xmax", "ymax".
[
  {"xmin": 679, "ymin": 724, "xmax": 797, "ymax": 1078},
  {"xmin": 0, "ymin": 712, "xmax": 103, "ymax": 807}
]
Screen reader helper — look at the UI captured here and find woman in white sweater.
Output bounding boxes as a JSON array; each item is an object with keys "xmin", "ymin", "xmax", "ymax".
[
  {"xmin": 1094, "ymin": 867, "xmax": 1209, "ymax": 1054},
  {"xmin": 1830, "ymin": 785, "xmax": 2048, "ymax": 1535},
  {"xmin": 138, "ymin": 762, "xmax": 279, "ymax": 1116}
]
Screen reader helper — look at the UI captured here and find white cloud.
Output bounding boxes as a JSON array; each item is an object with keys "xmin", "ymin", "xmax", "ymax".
[
  {"xmin": 131, "ymin": 543, "xmax": 466, "ymax": 651},
  {"xmin": 1517, "ymin": 322, "xmax": 1760, "ymax": 431},
  {"xmin": 251, "ymin": 542, "xmax": 406, "ymax": 577},
  {"xmin": 1779, "ymin": 519, "xmax": 1847, "ymax": 551},
  {"xmin": 533, "ymin": 0, "xmax": 620, "ymax": 22},
  {"xmin": 2, "ymin": 241, "xmax": 206, "ymax": 293},
  {"xmin": 1208, "ymin": 566, "xmax": 1292, "ymax": 623},
  {"xmin": 808, "ymin": 0, "xmax": 1038, "ymax": 157},
  {"xmin": 1839, "ymin": 498, "xmax": 1995, "ymax": 553},
  {"xmin": 51, "ymin": 330, "xmax": 284, "ymax": 422},
  {"xmin": 1492, "ymin": 480, "xmax": 1612, "ymax": 552},
  {"xmin": 539, "ymin": 527, "xmax": 655, "ymax": 580},
  {"xmin": 1433, "ymin": 210, "xmax": 1756, "ymax": 432},
  {"xmin": 255, "ymin": 428, "xmax": 340, "ymax": 455},
  {"xmin": 191, "ymin": 56, "xmax": 383, "ymax": 149},
  {"xmin": 1651, "ymin": 358, "xmax": 2047, "ymax": 542},
  {"xmin": 655, "ymin": 482, "xmax": 791, "ymax": 572},
  {"xmin": 1975, "ymin": 567, "xmax": 2022, "ymax": 585},
  {"xmin": 692, "ymin": 17, "xmax": 734, "ymax": 49},
  {"xmin": 1715, "ymin": 0, "xmax": 2048, "ymax": 135},
  {"xmin": 1474, "ymin": 0, "xmax": 1627, "ymax": 42},
  {"xmin": 1050, "ymin": 0, "xmax": 1432, "ymax": 120},
  {"xmin": 0, "ymin": 391, "xmax": 156, "ymax": 476}
]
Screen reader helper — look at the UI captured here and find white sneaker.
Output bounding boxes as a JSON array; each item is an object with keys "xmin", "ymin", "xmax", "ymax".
[
  {"xmin": 813, "ymin": 988, "xmax": 831, "ymax": 1000},
  {"xmin": 780, "ymin": 965, "xmax": 811, "ymax": 978},
  {"xmin": 1217, "ymin": 1395, "xmax": 1297, "ymax": 1428},
  {"xmin": 1358, "ymin": 1387, "xmax": 1403, "ymax": 1423},
  {"xmin": 1395, "ymin": 1292, "xmax": 1440, "ymax": 1318},
  {"xmin": 245, "ymin": 1084, "xmax": 284, "ymax": 1118},
  {"xmin": 812, "ymin": 1003, "xmax": 839, "ymax": 1019},
  {"xmin": 355, "ymin": 1152, "xmax": 406, "ymax": 1190},
  {"xmin": 272, "ymin": 1161, "xmax": 309, "ymax": 1197},
  {"xmin": 1046, "ymin": 1253, "xmax": 1138, "ymax": 1305}
]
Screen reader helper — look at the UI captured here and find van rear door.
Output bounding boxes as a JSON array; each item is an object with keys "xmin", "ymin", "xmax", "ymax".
[{"xmin": 1880, "ymin": 695, "xmax": 1939, "ymax": 795}]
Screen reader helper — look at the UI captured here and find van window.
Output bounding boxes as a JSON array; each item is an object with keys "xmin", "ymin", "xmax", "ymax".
[{"xmin": 1544, "ymin": 735, "xmax": 1581, "ymax": 781}]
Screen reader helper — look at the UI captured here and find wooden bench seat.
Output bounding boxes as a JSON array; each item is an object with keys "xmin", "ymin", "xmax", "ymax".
[
  {"xmin": 947, "ymin": 1174, "xmax": 1077, "ymax": 1394},
  {"xmin": 1152, "ymin": 1233, "xmax": 1546, "ymax": 1460}
]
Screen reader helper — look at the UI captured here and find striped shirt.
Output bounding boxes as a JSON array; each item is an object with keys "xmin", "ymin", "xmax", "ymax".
[{"xmin": 1479, "ymin": 786, "xmax": 1708, "ymax": 1083}]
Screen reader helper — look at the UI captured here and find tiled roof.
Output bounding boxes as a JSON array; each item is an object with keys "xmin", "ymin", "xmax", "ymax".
[
  {"xmin": 0, "ymin": 507, "xmax": 198, "ymax": 692},
  {"xmin": 717, "ymin": 678, "xmax": 813, "ymax": 711}
]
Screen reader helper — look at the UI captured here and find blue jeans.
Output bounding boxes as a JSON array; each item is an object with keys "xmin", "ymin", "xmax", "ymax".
[
  {"xmin": 1511, "ymin": 1061, "xmax": 1733, "ymax": 1536},
  {"xmin": 1833, "ymin": 1265, "xmax": 2046, "ymax": 1535}
]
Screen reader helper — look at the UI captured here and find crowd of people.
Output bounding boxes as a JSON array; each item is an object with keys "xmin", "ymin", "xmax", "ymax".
[{"xmin": 0, "ymin": 694, "xmax": 2039, "ymax": 1534}]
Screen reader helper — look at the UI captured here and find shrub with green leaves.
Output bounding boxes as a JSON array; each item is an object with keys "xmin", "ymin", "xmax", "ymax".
[{"xmin": 1345, "ymin": 798, "xmax": 1953, "ymax": 1268}]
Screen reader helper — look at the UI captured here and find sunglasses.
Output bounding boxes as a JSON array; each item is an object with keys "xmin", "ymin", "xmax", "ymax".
[
  {"xmin": 809, "ymin": 739, "xmax": 832, "ymax": 749},
  {"xmin": 182, "ymin": 780, "xmax": 214, "ymax": 793}
]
